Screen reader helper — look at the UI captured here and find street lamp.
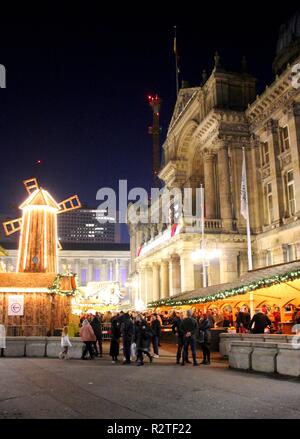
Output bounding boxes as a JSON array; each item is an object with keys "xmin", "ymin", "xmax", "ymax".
[
  {"xmin": 191, "ymin": 247, "xmax": 222, "ymax": 288},
  {"xmin": 135, "ymin": 298, "xmax": 145, "ymax": 312},
  {"xmin": 190, "ymin": 185, "xmax": 222, "ymax": 287}
]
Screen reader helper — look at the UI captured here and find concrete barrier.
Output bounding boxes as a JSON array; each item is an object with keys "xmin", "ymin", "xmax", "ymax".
[
  {"xmin": 25, "ymin": 337, "xmax": 47, "ymax": 357},
  {"xmin": 219, "ymin": 333, "xmax": 242, "ymax": 357},
  {"xmin": 276, "ymin": 343, "xmax": 300, "ymax": 377},
  {"xmin": 229, "ymin": 341, "xmax": 253, "ymax": 370},
  {"xmin": 219, "ymin": 333, "xmax": 292, "ymax": 359},
  {"xmin": 251, "ymin": 342, "xmax": 278, "ymax": 373},
  {"xmin": 4, "ymin": 337, "xmax": 26, "ymax": 357},
  {"xmin": 68, "ymin": 338, "xmax": 84, "ymax": 359},
  {"xmin": 286, "ymin": 335, "xmax": 300, "ymax": 345},
  {"xmin": 241, "ymin": 333, "xmax": 265, "ymax": 343},
  {"xmin": 46, "ymin": 337, "xmax": 83, "ymax": 359},
  {"xmin": 1, "ymin": 337, "xmax": 85, "ymax": 358},
  {"xmin": 46, "ymin": 337, "xmax": 62, "ymax": 358},
  {"xmin": 264, "ymin": 334, "xmax": 287, "ymax": 343}
]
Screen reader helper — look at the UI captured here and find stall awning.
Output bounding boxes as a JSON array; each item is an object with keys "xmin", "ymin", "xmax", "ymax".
[{"xmin": 148, "ymin": 260, "xmax": 300, "ymax": 308}]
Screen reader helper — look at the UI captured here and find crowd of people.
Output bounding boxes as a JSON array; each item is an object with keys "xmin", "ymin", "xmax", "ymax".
[
  {"xmin": 70, "ymin": 309, "xmax": 214, "ymax": 366},
  {"xmin": 58, "ymin": 304, "xmax": 300, "ymax": 365}
]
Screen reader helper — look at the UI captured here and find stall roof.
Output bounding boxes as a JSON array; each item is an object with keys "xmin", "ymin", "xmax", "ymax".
[
  {"xmin": 149, "ymin": 260, "xmax": 300, "ymax": 307},
  {"xmin": 0, "ymin": 272, "xmax": 56, "ymax": 289}
]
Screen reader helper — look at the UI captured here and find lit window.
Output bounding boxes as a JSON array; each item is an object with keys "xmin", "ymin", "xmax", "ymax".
[
  {"xmin": 266, "ymin": 250, "xmax": 273, "ymax": 266},
  {"xmin": 284, "ymin": 170, "xmax": 296, "ymax": 216},
  {"xmin": 261, "ymin": 142, "xmax": 270, "ymax": 165},
  {"xmin": 283, "ymin": 244, "xmax": 296, "ymax": 263},
  {"xmin": 264, "ymin": 182, "xmax": 274, "ymax": 224},
  {"xmin": 280, "ymin": 126, "xmax": 290, "ymax": 153}
]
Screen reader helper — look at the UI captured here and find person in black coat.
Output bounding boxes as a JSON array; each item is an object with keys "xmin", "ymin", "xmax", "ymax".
[
  {"xmin": 120, "ymin": 313, "xmax": 134, "ymax": 364},
  {"xmin": 109, "ymin": 314, "xmax": 121, "ymax": 362},
  {"xmin": 249, "ymin": 309, "xmax": 272, "ymax": 334},
  {"xmin": 236, "ymin": 307, "xmax": 251, "ymax": 333},
  {"xmin": 181, "ymin": 310, "xmax": 198, "ymax": 366},
  {"xmin": 198, "ymin": 314, "xmax": 211, "ymax": 365},
  {"xmin": 150, "ymin": 314, "xmax": 161, "ymax": 357},
  {"xmin": 90, "ymin": 313, "xmax": 103, "ymax": 357},
  {"xmin": 134, "ymin": 315, "xmax": 153, "ymax": 366},
  {"xmin": 172, "ymin": 312, "xmax": 190, "ymax": 364}
]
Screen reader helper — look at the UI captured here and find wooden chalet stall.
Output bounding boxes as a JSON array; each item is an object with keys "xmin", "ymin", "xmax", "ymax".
[
  {"xmin": 148, "ymin": 261, "xmax": 300, "ymax": 334},
  {"xmin": 0, "ymin": 273, "xmax": 75, "ymax": 336},
  {"xmin": 0, "ymin": 178, "xmax": 81, "ymax": 337}
]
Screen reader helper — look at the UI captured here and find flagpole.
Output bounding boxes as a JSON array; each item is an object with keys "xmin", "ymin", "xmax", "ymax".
[
  {"xmin": 200, "ymin": 185, "xmax": 208, "ymax": 287},
  {"xmin": 174, "ymin": 25, "xmax": 179, "ymax": 96},
  {"xmin": 242, "ymin": 147, "xmax": 253, "ymax": 271}
]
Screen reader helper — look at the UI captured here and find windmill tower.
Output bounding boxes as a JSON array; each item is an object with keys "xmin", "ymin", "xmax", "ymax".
[{"xmin": 3, "ymin": 178, "xmax": 81, "ymax": 273}]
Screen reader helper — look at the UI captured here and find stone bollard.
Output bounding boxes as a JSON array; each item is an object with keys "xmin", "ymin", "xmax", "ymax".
[
  {"xmin": 25, "ymin": 337, "xmax": 47, "ymax": 357},
  {"xmin": 4, "ymin": 337, "xmax": 26, "ymax": 357},
  {"xmin": 276, "ymin": 343, "xmax": 300, "ymax": 377},
  {"xmin": 251, "ymin": 342, "xmax": 278, "ymax": 373},
  {"xmin": 219, "ymin": 333, "xmax": 242, "ymax": 358},
  {"xmin": 229, "ymin": 341, "xmax": 253, "ymax": 370}
]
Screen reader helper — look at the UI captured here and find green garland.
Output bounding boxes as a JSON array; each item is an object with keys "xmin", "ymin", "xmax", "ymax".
[
  {"xmin": 49, "ymin": 273, "xmax": 78, "ymax": 297},
  {"xmin": 148, "ymin": 268, "xmax": 300, "ymax": 308}
]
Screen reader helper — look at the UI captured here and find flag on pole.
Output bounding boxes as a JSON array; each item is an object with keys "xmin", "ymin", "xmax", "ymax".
[
  {"xmin": 241, "ymin": 147, "xmax": 253, "ymax": 271},
  {"xmin": 240, "ymin": 151, "xmax": 248, "ymax": 220},
  {"xmin": 174, "ymin": 26, "xmax": 180, "ymax": 96}
]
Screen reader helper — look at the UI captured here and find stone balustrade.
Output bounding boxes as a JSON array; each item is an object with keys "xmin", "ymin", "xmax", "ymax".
[{"xmin": 0, "ymin": 337, "xmax": 84, "ymax": 359}]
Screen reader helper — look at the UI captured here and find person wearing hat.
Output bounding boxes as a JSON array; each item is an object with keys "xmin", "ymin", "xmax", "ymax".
[{"xmin": 181, "ymin": 310, "xmax": 198, "ymax": 366}]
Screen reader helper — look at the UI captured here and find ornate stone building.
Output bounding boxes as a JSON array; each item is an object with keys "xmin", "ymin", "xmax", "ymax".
[{"xmin": 128, "ymin": 13, "xmax": 300, "ymax": 307}]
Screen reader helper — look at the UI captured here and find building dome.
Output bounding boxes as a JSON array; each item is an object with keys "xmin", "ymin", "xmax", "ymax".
[{"xmin": 273, "ymin": 11, "xmax": 300, "ymax": 74}]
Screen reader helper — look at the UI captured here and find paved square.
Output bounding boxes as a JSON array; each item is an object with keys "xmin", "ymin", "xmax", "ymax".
[{"xmin": 1, "ymin": 346, "xmax": 300, "ymax": 419}]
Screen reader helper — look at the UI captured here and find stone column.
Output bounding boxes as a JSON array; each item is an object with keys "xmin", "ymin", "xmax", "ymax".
[
  {"xmin": 219, "ymin": 251, "xmax": 238, "ymax": 284},
  {"xmin": 169, "ymin": 255, "xmax": 181, "ymax": 296},
  {"xmin": 101, "ymin": 260, "xmax": 106, "ymax": 281},
  {"xmin": 139, "ymin": 267, "xmax": 147, "ymax": 304},
  {"xmin": 74, "ymin": 258, "xmax": 81, "ymax": 285},
  {"xmin": 129, "ymin": 226, "xmax": 136, "ymax": 274},
  {"xmin": 204, "ymin": 151, "xmax": 216, "ymax": 219},
  {"xmin": 119, "ymin": 259, "xmax": 128, "ymax": 286},
  {"xmin": 217, "ymin": 146, "xmax": 233, "ymax": 231},
  {"xmin": 115, "ymin": 258, "xmax": 120, "ymax": 282},
  {"xmin": 145, "ymin": 265, "xmax": 153, "ymax": 304},
  {"xmin": 152, "ymin": 262, "xmax": 160, "ymax": 301},
  {"xmin": 180, "ymin": 252, "xmax": 195, "ymax": 292},
  {"xmin": 108, "ymin": 260, "xmax": 113, "ymax": 281},
  {"xmin": 87, "ymin": 259, "xmax": 94, "ymax": 283},
  {"xmin": 160, "ymin": 260, "xmax": 169, "ymax": 299}
]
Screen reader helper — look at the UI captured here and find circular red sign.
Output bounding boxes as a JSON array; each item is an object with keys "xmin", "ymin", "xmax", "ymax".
[{"xmin": 11, "ymin": 303, "xmax": 21, "ymax": 313}]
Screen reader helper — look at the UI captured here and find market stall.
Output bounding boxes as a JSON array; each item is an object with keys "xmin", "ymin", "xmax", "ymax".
[{"xmin": 148, "ymin": 261, "xmax": 300, "ymax": 334}]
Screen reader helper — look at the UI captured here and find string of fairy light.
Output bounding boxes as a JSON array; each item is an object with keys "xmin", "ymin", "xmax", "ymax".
[{"xmin": 148, "ymin": 268, "xmax": 300, "ymax": 308}]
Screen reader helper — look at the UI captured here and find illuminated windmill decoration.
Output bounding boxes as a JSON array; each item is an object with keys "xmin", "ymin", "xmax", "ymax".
[{"xmin": 2, "ymin": 178, "xmax": 81, "ymax": 273}]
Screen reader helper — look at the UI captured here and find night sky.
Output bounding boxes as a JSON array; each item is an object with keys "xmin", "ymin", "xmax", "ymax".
[{"xmin": 0, "ymin": 4, "xmax": 299, "ymax": 242}]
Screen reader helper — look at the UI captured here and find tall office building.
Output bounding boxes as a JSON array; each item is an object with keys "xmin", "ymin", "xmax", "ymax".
[{"xmin": 58, "ymin": 208, "xmax": 121, "ymax": 243}]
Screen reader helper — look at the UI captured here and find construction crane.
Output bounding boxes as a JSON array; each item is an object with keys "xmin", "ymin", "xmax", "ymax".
[{"xmin": 148, "ymin": 94, "xmax": 161, "ymax": 187}]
